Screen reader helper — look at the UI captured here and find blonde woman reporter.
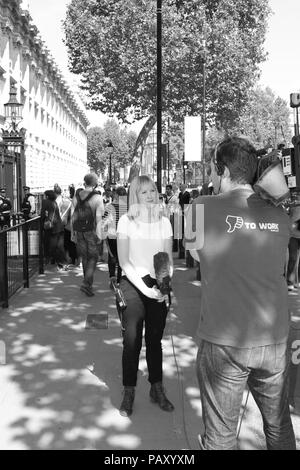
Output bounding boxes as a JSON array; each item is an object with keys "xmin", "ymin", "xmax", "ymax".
[{"xmin": 117, "ymin": 175, "xmax": 174, "ymax": 417}]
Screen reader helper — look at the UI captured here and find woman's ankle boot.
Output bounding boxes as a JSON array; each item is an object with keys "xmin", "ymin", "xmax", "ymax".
[
  {"xmin": 150, "ymin": 382, "xmax": 174, "ymax": 412},
  {"xmin": 119, "ymin": 386, "xmax": 135, "ymax": 417}
]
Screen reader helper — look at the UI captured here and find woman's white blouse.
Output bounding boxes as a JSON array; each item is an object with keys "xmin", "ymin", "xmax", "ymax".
[{"xmin": 117, "ymin": 215, "xmax": 173, "ymax": 278}]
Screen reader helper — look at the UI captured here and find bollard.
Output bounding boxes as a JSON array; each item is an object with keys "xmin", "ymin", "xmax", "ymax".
[
  {"xmin": 186, "ymin": 250, "xmax": 194, "ymax": 268},
  {"xmin": 178, "ymin": 238, "xmax": 185, "ymax": 259},
  {"xmin": 196, "ymin": 261, "xmax": 201, "ymax": 281}
]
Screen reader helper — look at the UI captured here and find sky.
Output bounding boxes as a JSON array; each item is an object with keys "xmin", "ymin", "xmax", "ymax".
[
  {"xmin": 25, "ymin": 0, "xmax": 300, "ymax": 129},
  {"xmin": 259, "ymin": 0, "xmax": 300, "ymax": 100},
  {"xmin": 25, "ymin": 0, "xmax": 108, "ymax": 129}
]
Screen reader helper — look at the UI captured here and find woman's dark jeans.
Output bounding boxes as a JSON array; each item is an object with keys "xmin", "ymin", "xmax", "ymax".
[
  {"xmin": 49, "ymin": 231, "xmax": 67, "ymax": 266},
  {"xmin": 119, "ymin": 276, "xmax": 168, "ymax": 387},
  {"xmin": 107, "ymin": 238, "xmax": 122, "ymax": 280}
]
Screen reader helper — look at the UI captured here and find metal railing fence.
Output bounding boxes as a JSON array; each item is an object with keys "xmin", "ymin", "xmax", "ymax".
[{"xmin": 0, "ymin": 216, "xmax": 44, "ymax": 308}]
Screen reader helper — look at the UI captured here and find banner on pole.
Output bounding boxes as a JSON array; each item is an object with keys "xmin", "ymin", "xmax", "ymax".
[{"xmin": 184, "ymin": 116, "xmax": 202, "ymax": 162}]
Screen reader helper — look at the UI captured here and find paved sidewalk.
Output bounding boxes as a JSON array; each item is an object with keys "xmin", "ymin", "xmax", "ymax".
[{"xmin": 0, "ymin": 257, "xmax": 299, "ymax": 450}]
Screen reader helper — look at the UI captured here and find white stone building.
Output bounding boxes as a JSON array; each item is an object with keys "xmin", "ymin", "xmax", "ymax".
[{"xmin": 0, "ymin": 0, "xmax": 89, "ymax": 200}]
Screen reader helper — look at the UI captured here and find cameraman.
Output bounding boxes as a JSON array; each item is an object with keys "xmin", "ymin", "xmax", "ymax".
[{"xmin": 186, "ymin": 137, "xmax": 296, "ymax": 450}]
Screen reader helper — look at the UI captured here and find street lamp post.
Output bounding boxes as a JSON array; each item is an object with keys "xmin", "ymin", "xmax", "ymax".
[
  {"xmin": 183, "ymin": 160, "xmax": 188, "ymax": 184},
  {"xmin": 157, "ymin": 0, "xmax": 162, "ymax": 193},
  {"xmin": 106, "ymin": 140, "xmax": 114, "ymax": 186},
  {"xmin": 1, "ymin": 84, "xmax": 25, "ymax": 211},
  {"xmin": 202, "ymin": 33, "xmax": 206, "ymax": 187}
]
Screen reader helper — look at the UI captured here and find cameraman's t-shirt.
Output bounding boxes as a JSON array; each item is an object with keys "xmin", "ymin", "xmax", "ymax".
[
  {"xmin": 192, "ymin": 189, "xmax": 291, "ymax": 348},
  {"xmin": 117, "ymin": 215, "xmax": 172, "ymax": 278}
]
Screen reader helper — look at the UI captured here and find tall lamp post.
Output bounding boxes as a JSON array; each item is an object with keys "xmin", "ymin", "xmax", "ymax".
[
  {"xmin": 1, "ymin": 84, "xmax": 25, "ymax": 211},
  {"xmin": 202, "ymin": 31, "xmax": 206, "ymax": 187},
  {"xmin": 157, "ymin": 0, "xmax": 162, "ymax": 193},
  {"xmin": 183, "ymin": 161, "xmax": 188, "ymax": 184},
  {"xmin": 106, "ymin": 140, "xmax": 114, "ymax": 186},
  {"xmin": 290, "ymin": 93, "xmax": 300, "ymax": 186}
]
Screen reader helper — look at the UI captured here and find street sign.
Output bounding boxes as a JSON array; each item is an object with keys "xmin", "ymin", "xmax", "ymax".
[{"xmin": 184, "ymin": 116, "xmax": 201, "ymax": 162}]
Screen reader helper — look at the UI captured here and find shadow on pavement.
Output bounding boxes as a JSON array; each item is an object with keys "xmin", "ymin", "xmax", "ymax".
[{"xmin": 1, "ymin": 258, "xmax": 300, "ymax": 450}]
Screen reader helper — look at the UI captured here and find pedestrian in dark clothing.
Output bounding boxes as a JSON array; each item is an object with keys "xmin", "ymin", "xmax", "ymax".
[
  {"xmin": 102, "ymin": 186, "xmax": 128, "ymax": 289},
  {"xmin": 286, "ymin": 205, "xmax": 300, "ymax": 290},
  {"xmin": 63, "ymin": 184, "xmax": 78, "ymax": 266},
  {"xmin": 178, "ymin": 183, "xmax": 190, "ymax": 256},
  {"xmin": 178, "ymin": 183, "xmax": 190, "ymax": 208},
  {"xmin": 41, "ymin": 190, "xmax": 68, "ymax": 270}
]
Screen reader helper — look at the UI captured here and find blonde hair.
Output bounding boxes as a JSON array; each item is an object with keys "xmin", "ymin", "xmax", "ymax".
[{"xmin": 128, "ymin": 175, "xmax": 161, "ymax": 220}]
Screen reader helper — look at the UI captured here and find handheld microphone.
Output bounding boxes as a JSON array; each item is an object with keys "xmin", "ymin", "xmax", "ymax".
[{"xmin": 153, "ymin": 252, "xmax": 176, "ymax": 310}]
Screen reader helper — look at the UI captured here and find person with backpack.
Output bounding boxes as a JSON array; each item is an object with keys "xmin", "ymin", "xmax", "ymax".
[
  {"xmin": 71, "ymin": 173, "xmax": 104, "ymax": 296},
  {"xmin": 64, "ymin": 184, "xmax": 79, "ymax": 266},
  {"xmin": 101, "ymin": 186, "xmax": 128, "ymax": 289}
]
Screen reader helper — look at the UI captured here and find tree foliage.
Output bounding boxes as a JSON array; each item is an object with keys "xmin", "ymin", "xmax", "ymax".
[
  {"xmin": 206, "ymin": 86, "xmax": 292, "ymax": 151},
  {"xmin": 64, "ymin": 0, "xmax": 271, "ymax": 133},
  {"xmin": 237, "ymin": 88, "xmax": 292, "ymax": 149},
  {"xmin": 87, "ymin": 120, "xmax": 137, "ymax": 179}
]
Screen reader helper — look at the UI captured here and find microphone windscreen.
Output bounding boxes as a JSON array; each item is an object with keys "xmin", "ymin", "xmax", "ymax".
[
  {"xmin": 153, "ymin": 252, "xmax": 170, "ymax": 282},
  {"xmin": 153, "ymin": 252, "xmax": 171, "ymax": 295}
]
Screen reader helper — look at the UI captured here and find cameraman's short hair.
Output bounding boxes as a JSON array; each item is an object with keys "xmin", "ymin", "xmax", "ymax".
[
  {"xmin": 215, "ymin": 137, "xmax": 258, "ymax": 184},
  {"xmin": 84, "ymin": 173, "xmax": 98, "ymax": 187},
  {"xmin": 116, "ymin": 186, "xmax": 127, "ymax": 196}
]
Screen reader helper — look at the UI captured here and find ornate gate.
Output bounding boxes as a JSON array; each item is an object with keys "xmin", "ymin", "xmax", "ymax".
[{"xmin": 0, "ymin": 142, "xmax": 23, "ymax": 212}]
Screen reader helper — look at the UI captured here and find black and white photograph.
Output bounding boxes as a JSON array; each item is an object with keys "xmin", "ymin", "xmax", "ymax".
[{"xmin": 0, "ymin": 0, "xmax": 300, "ymax": 453}]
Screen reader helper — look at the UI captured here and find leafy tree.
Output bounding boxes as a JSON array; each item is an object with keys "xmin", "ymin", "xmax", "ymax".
[
  {"xmin": 87, "ymin": 120, "xmax": 137, "ymax": 180},
  {"xmin": 64, "ymin": 0, "xmax": 271, "ymax": 156},
  {"xmin": 87, "ymin": 126, "xmax": 106, "ymax": 176},
  {"xmin": 206, "ymin": 87, "xmax": 292, "ymax": 152}
]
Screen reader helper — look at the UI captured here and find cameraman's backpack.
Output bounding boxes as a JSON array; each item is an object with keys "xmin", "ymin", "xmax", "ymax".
[{"xmin": 72, "ymin": 192, "xmax": 96, "ymax": 232}]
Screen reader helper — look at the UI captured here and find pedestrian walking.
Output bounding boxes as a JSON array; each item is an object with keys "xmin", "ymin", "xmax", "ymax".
[
  {"xmin": 178, "ymin": 183, "xmax": 190, "ymax": 257},
  {"xmin": 64, "ymin": 184, "xmax": 78, "ymax": 266},
  {"xmin": 186, "ymin": 136, "xmax": 296, "ymax": 450},
  {"xmin": 101, "ymin": 186, "xmax": 128, "ymax": 289},
  {"xmin": 286, "ymin": 202, "xmax": 300, "ymax": 291},
  {"xmin": 71, "ymin": 173, "xmax": 104, "ymax": 296},
  {"xmin": 117, "ymin": 175, "xmax": 174, "ymax": 417},
  {"xmin": 41, "ymin": 189, "xmax": 68, "ymax": 270}
]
